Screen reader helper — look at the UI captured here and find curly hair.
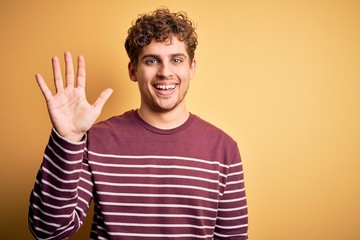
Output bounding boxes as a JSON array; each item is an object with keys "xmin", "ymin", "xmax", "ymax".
[{"xmin": 125, "ymin": 7, "xmax": 198, "ymax": 67}]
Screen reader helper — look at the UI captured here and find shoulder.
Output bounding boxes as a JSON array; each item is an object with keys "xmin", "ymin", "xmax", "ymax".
[
  {"xmin": 191, "ymin": 114, "xmax": 238, "ymax": 148},
  {"xmin": 85, "ymin": 110, "xmax": 140, "ymax": 151},
  {"xmin": 88, "ymin": 110, "xmax": 137, "ymax": 135},
  {"xmin": 192, "ymin": 115, "xmax": 235, "ymax": 138},
  {"xmin": 189, "ymin": 114, "xmax": 242, "ymax": 165}
]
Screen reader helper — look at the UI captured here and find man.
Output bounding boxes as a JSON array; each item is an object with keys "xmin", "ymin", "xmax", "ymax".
[{"xmin": 29, "ymin": 8, "xmax": 248, "ymax": 239}]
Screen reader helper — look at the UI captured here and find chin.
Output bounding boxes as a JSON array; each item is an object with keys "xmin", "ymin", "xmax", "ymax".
[
  {"xmin": 151, "ymin": 101, "xmax": 181, "ymax": 113},
  {"xmin": 152, "ymin": 105, "xmax": 177, "ymax": 113}
]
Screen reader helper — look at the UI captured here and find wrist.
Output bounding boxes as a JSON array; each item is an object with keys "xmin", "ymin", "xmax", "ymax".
[
  {"xmin": 65, "ymin": 134, "xmax": 85, "ymax": 142},
  {"xmin": 54, "ymin": 128, "xmax": 86, "ymax": 142}
]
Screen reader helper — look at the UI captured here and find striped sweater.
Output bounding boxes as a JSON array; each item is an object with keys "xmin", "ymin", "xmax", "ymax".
[{"xmin": 29, "ymin": 110, "xmax": 248, "ymax": 239}]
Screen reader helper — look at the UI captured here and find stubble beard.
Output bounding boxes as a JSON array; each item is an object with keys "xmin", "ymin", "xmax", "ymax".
[{"xmin": 149, "ymin": 89, "xmax": 188, "ymax": 113}]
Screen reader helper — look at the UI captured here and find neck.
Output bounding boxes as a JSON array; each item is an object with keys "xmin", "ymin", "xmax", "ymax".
[{"xmin": 137, "ymin": 105, "xmax": 189, "ymax": 130}]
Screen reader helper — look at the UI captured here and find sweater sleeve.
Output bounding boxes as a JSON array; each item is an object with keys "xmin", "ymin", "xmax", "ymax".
[
  {"xmin": 28, "ymin": 129, "xmax": 94, "ymax": 239},
  {"xmin": 214, "ymin": 146, "xmax": 248, "ymax": 240}
]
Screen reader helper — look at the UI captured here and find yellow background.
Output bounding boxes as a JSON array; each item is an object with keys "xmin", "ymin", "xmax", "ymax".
[{"xmin": 1, "ymin": 0, "xmax": 359, "ymax": 239}]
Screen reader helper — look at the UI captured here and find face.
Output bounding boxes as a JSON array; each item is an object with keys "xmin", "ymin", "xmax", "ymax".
[{"xmin": 128, "ymin": 36, "xmax": 196, "ymax": 113}]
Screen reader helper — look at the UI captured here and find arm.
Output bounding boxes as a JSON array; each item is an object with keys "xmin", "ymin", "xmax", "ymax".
[
  {"xmin": 29, "ymin": 52, "xmax": 112, "ymax": 238},
  {"xmin": 29, "ymin": 129, "xmax": 92, "ymax": 239},
  {"xmin": 214, "ymin": 148, "xmax": 249, "ymax": 240}
]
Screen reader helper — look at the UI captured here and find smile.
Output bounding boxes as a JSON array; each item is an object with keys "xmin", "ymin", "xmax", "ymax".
[{"xmin": 154, "ymin": 84, "xmax": 176, "ymax": 90}]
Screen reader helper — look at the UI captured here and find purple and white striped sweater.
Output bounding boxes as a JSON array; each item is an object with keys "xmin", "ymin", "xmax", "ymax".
[{"xmin": 29, "ymin": 110, "xmax": 248, "ymax": 239}]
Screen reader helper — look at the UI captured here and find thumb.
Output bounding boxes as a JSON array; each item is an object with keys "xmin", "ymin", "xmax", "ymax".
[{"xmin": 93, "ymin": 88, "xmax": 113, "ymax": 111}]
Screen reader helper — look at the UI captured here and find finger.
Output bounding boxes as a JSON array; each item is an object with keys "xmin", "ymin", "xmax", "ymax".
[
  {"xmin": 93, "ymin": 88, "xmax": 113, "ymax": 111},
  {"xmin": 76, "ymin": 55, "xmax": 86, "ymax": 89},
  {"xmin": 64, "ymin": 51, "xmax": 75, "ymax": 87},
  {"xmin": 35, "ymin": 74, "xmax": 53, "ymax": 102},
  {"xmin": 52, "ymin": 56, "xmax": 64, "ymax": 92}
]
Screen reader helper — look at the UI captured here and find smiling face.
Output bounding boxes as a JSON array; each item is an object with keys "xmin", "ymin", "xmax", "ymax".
[{"xmin": 128, "ymin": 36, "xmax": 196, "ymax": 114}]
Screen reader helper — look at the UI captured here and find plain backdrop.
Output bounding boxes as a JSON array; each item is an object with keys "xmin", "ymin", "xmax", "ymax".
[{"xmin": 0, "ymin": 0, "xmax": 359, "ymax": 239}]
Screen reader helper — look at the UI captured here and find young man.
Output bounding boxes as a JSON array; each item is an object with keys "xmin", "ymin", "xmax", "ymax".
[{"xmin": 29, "ymin": 8, "xmax": 248, "ymax": 239}]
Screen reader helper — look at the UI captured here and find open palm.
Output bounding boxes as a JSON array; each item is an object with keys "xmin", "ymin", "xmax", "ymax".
[{"xmin": 36, "ymin": 52, "xmax": 113, "ymax": 141}]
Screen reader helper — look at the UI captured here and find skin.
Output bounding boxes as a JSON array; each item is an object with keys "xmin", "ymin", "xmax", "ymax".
[
  {"xmin": 128, "ymin": 36, "xmax": 196, "ymax": 129},
  {"xmin": 36, "ymin": 36, "xmax": 196, "ymax": 141},
  {"xmin": 35, "ymin": 52, "xmax": 113, "ymax": 142}
]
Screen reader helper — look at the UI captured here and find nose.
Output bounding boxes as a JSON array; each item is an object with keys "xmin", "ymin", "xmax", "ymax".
[{"xmin": 156, "ymin": 62, "xmax": 173, "ymax": 79}]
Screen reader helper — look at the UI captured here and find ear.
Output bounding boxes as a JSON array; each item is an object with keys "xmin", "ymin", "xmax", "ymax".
[
  {"xmin": 128, "ymin": 62, "xmax": 137, "ymax": 82},
  {"xmin": 189, "ymin": 59, "xmax": 196, "ymax": 79}
]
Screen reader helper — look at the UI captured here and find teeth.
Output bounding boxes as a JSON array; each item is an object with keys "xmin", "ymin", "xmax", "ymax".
[{"xmin": 155, "ymin": 84, "xmax": 176, "ymax": 90}]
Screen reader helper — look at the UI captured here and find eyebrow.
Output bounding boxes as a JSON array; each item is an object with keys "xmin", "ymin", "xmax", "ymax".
[{"xmin": 141, "ymin": 53, "xmax": 188, "ymax": 60}]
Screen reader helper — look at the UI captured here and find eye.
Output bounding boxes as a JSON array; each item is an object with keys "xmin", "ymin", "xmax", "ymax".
[
  {"xmin": 145, "ymin": 59, "xmax": 158, "ymax": 65},
  {"xmin": 172, "ymin": 58, "xmax": 183, "ymax": 64}
]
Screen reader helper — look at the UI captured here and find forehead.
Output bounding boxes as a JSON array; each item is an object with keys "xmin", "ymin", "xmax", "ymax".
[{"xmin": 139, "ymin": 36, "xmax": 189, "ymax": 58}]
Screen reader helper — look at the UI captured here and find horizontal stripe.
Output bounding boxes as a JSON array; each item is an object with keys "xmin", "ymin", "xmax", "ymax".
[
  {"xmin": 215, "ymin": 223, "xmax": 248, "ymax": 229},
  {"xmin": 36, "ymin": 179, "xmax": 77, "ymax": 193},
  {"xmin": 87, "ymin": 151, "xmax": 228, "ymax": 168},
  {"xmin": 105, "ymin": 222, "xmax": 214, "ymax": 229},
  {"xmin": 90, "ymin": 162, "xmax": 221, "ymax": 176},
  {"xmin": 102, "ymin": 212, "xmax": 216, "ymax": 221},
  {"xmin": 79, "ymin": 176, "xmax": 93, "ymax": 187},
  {"xmin": 33, "ymin": 192, "xmax": 77, "ymax": 209},
  {"xmin": 218, "ymin": 205, "xmax": 248, "ymax": 212},
  {"xmin": 44, "ymin": 154, "xmax": 82, "ymax": 175},
  {"xmin": 226, "ymin": 179, "xmax": 244, "ymax": 186},
  {"xmin": 223, "ymin": 187, "xmax": 246, "ymax": 195},
  {"xmin": 47, "ymin": 145, "xmax": 83, "ymax": 164},
  {"xmin": 31, "ymin": 215, "xmax": 77, "ymax": 240},
  {"xmin": 214, "ymin": 232, "xmax": 248, "ymax": 238},
  {"xmin": 41, "ymin": 167, "xmax": 80, "ymax": 184},
  {"xmin": 92, "ymin": 172, "xmax": 225, "ymax": 186},
  {"xmin": 78, "ymin": 196, "xmax": 90, "ymax": 209},
  {"xmin": 97, "ymin": 183, "xmax": 219, "ymax": 194},
  {"xmin": 99, "ymin": 201, "xmax": 218, "ymax": 212},
  {"xmin": 219, "ymin": 196, "xmax": 247, "ymax": 203},
  {"xmin": 229, "ymin": 162, "xmax": 243, "ymax": 168},
  {"xmin": 107, "ymin": 232, "xmax": 213, "ymax": 238},
  {"xmin": 32, "ymin": 216, "xmax": 61, "ymax": 228},
  {"xmin": 32, "ymin": 204, "xmax": 72, "ymax": 218},
  {"xmin": 78, "ymin": 186, "xmax": 92, "ymax": 198},
  {"xmin": 217, "ymin": 214, "xmax": 248, "ymax": 221},
  {"xmin": 31, "ymin": 225, "xmax": 55, "ymax": 235},
  {"xmin": 96, "ymin": 191, "xmax": 219, "ymax": 203},
  {"xmin": 37, "ymin": 189, "xmax": 77, "ymax": 202},
  {"xmin": 228, "ymin": 170, "xmax": 244, "ymax": 177}
]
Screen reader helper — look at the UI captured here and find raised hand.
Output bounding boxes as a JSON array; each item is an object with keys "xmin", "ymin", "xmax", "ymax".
[{"xmin": 36, "ymin": 52, "xmax": 113, "ymax": 141}]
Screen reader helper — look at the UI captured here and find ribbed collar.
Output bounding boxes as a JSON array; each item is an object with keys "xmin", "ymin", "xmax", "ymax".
[{"xmin": 131, "ymin": 109, "xmax": 195, "ymax": 135}]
